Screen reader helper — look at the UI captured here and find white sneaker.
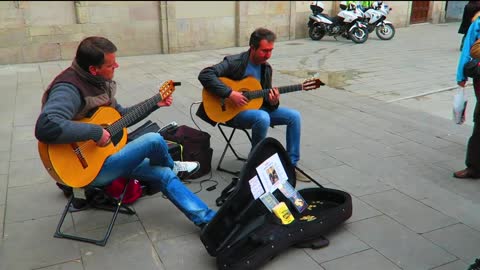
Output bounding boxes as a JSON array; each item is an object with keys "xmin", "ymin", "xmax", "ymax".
[{"xmin": 173, "ymin": 161, "xmax": 200, "ymax": 178}]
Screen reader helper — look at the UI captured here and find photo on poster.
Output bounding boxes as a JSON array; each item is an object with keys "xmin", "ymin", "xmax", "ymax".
[
  {"xmin": 278, "ymin": 181, "xmax": 308, "ymax": 213},
  {"xmin": 259, "ymin": 192, "xmax": 280, "ymax": 212},
  {"xmin": 248, "ymin": 175, "xmax": 265, "ymax": 200},
  {"xmin": 256, "ymin": 153, "xmax": 288, "ymax": 193}
]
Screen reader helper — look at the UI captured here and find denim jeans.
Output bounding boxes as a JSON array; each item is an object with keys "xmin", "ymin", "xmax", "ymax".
[
  {"xmin": 228, "ymin": 107, "xmax": 301, "ymax": 165},
  {"xmin": 91, "ymin": 132, "xmax": 216, "ymax": 225}
]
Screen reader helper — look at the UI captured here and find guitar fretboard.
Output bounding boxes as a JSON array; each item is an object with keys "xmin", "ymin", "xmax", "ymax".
[
  {"xmin": 244, "ymin": 84, "xmax": 303, "ymax": 100},
  {"xmin": 106, "ymin": 94, "xmax": 162, "ymax": 136}
]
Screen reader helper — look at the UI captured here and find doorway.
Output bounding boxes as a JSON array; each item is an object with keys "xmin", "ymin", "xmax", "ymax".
[{"xmin": 410, "ymin": 1, "xmax": 430, "ymax": 24}]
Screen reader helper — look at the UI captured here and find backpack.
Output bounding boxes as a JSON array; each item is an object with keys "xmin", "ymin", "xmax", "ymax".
[
  {"xmin": 105, "ymin": 177, "xmax": 143, "ymax": 204},
  {"xmin": 129, "ymin": 121, "xmax": 213, "ymax": 179},
  {"xmin": 56, "ymin": 177, "xmax": 143, "ymax": 206},
  {"xmin": 160, "ymin": 125, "xmax": 213, "ymax": 179}
]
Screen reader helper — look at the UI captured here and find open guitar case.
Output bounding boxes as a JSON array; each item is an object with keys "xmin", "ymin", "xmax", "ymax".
[{"xmin": 200, "ymin": 137, "xmax": 352, "ymax": 270}]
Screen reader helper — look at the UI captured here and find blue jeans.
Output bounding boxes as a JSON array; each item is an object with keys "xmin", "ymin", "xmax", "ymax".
[
  {"xmin": 228, "ymin": 107, "xmax": 301, "ymax": 165},
  {"xmin": 91, "ymin": 132, "xmax": 216, "ymax": 226}
]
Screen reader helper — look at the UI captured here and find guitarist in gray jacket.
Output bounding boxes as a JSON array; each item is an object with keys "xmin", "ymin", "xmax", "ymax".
[
  {"xmin": 197, "ymin": 28, "xmax": 311, "ymax": 182},
  {"xmin": 35, "ymin": 36, "xmax": 216, "ymax": 228}
]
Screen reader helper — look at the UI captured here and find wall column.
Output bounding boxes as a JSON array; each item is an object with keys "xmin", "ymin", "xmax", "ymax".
[
  {"xmin": 235, "ymin": 1, "xmax": 249, "ymax": 47},
  {"xmin": 289, "ymin": 1, "xmax": 296, "ymax": 40},
  {"xmin": 430, "ymin": 1, "xmax": 447, "ymax": 24},
  {"xmin": 74, "ymin": 1, "xmax": 89, "ymax": 24},
  {"xmin": 159, "ymin": 1, "xmax": 177, "ymax": 54}
]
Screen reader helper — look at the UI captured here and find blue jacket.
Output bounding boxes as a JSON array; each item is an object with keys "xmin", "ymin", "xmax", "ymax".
[{"xmin": 457, "ymin": 17, "xmax": 480, "ymax": 82}]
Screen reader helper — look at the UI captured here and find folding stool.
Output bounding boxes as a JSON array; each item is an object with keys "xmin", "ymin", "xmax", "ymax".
[
  {"xmin": 216, "ymin": 122, "xmax": 252, "ymax": 175},
  {"xmin": 191, "ymin": 101, "xmax": 252, "ymax": 176},
  {"xmin": 54, "ymin": 180, "xmax": 136, "ymax": 246}
]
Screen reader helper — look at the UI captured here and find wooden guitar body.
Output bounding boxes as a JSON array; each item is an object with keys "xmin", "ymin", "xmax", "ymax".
[
  {"xmin": 202, "ymin": 76, "xmax": 323, "ymax": 123},
  {"xmin": 38, "ymin": 106, "xmax": 127, "ymax": 188},
  {"xmin": 202, "ymin": 77, "xmax": 264, "ymax": 123},
  {"xmin": 37, "ymin": 79, "xmax": 178, "ymax": 188}
]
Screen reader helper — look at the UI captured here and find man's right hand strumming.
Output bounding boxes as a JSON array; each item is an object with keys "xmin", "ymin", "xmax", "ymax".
[
  {"xmin": 229, "ymin": 90, "xmax": 248, "ymax": 107},
  {"xmin": 96, "ymin": 128, "xmax": 111, "ymax": 147}
]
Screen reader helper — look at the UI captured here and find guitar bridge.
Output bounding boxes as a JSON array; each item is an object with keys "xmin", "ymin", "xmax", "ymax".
[{"xmin": 71, "ymin": 143, "xmax": 88, "ymax": 169}]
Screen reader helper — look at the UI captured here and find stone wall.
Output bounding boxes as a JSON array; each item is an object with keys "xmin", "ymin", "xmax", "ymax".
[
  {"xmin": 0, "ymin": 1, "xmax": 446, "ymax": 65},
  {"xmin": 446, "ymin": 1, "xmax": 467, "ymax": 22},
  {"xmin": 0, "ymin": 1, "xmax": 161, "ymax": 64}
]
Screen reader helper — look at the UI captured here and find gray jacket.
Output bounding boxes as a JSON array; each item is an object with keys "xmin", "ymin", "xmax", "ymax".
[{"xmin": 197, "ymin": 50, "xmax": 279, "ymax": 125}]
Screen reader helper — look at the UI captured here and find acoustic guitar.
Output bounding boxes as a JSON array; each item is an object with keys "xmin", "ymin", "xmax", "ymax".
[
  {"xmin": 38, "ymin": 80, "xmax": 178, "ymax": 188},
  {"xmin": 202, "ymin": 76, "xmax": 324, "ymax": 123}
]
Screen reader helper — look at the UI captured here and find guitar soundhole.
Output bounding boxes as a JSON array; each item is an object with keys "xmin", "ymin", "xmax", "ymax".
[{"xmin": 111, "ymin": 132, "xmax": 122, "ymax": 146}]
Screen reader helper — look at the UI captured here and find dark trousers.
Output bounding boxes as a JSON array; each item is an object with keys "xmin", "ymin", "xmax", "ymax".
[
  {"xmin": 466, "ymin": 78, "xmax": 480, "ymax": 170},
  {"xmin": 461, "ymin": 34, "xmax": 466, "ymax": 51}
]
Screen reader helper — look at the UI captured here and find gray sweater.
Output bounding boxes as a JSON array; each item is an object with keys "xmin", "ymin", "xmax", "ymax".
[{"xmin": 35, "ymin": 83, "xmax": 133, "ymax": 144}]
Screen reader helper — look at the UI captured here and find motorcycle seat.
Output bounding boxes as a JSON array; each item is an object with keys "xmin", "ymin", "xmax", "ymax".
[{"xmin": 315, "ymin": 13, "xmax": 334, "ymax": 22}]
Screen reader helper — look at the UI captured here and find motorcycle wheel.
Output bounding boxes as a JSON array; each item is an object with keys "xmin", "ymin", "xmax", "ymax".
[
  {"xmin": 309, "ymin": 25, "xmax": 326, "ymax": 41},
  {"xmin": 348, "ymin": 27, "xmax": 368, "ymax": 44},
  {"xmin": 376, "ymin": 23, "xmax": 395, "ymax": 40}
]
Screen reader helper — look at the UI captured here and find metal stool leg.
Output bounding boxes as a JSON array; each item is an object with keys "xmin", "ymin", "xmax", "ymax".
[
  {"xmin": 54, "ymin": 180, "xmax": 136, "ymax": 246},
  {"xmin": 216, "ymin": 124, "xmax": 252, "ymax": 175}
]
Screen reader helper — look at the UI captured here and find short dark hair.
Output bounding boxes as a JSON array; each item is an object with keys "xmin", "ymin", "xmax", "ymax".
[
  {"xmin": 75, "ymin": 36, "xmax": 117, "ymax": 72},
  {"xmin": 249, "ymin": 28, "xmax": 276, "ymax": 49}
]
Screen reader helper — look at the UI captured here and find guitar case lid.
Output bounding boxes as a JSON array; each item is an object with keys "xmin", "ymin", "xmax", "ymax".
[
  {"xmin": 201, "ymin": 137, "xmax": 296, "ymax": 256},
  {"xmin": 200, "ymin": 137, "xmax": 352, "ymax": 270}
]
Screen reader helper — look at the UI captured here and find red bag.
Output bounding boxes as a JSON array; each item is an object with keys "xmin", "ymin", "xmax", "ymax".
[{"xmin": 105, "ymin": 177, "xmax": 143, "ymax": 204}]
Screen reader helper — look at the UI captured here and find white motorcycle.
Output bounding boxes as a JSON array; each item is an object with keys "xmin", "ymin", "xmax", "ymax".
[
  {"xmin": 360, "ymin": 1, "xmax": 395, "ymax": 40},
  {"xmin": 308, "ymin": 2, "xmax": 368, "ymax": 44}
]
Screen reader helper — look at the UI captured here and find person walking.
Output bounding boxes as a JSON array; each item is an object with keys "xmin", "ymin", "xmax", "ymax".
[
  {"xmin": 458, "ymin": 1, "xmax": 480, "ymax": 51},
  {"xmin": 454, "ymin": 14, "xmax": 480, "ymax": 179}
]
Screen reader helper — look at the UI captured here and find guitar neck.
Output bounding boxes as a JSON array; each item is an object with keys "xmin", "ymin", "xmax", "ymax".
[
  {"xmin": 245, "ymin": 84, "xmax": 303, "ymax": 100},
  {"xmin": 106, "ymin": 94, "xmax": 162, "ymax": 136}
]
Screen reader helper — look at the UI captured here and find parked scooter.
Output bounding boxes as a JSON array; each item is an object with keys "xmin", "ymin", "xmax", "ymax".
[
  {"xmin": 308, "ymin": 1, "xmax": 368, "ymax": 44},
  {"xmin": 359, "ymin": 1, "xmax": 395, "ymax": 40}
]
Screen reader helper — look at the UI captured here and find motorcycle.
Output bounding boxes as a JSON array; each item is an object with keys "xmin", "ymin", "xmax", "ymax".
[
  {"xmin": 359, "ymin": 2, "xmax": 395, "ymax": 40},
  {"xmin": 308, "ymin": 2, "xmax": 369, "ymax": 44}
]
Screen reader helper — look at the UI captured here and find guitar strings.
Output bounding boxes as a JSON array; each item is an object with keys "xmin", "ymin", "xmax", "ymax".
[{"xmin": 71, "ymin": 90, "xmax": 167, "ymax": 154}]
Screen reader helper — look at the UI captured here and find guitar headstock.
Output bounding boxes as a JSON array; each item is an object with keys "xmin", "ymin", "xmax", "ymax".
[
  {"xmin": 302, "ymin": 78, "xmax": 325, "ymax": 90},
  {"xmin": 159, "ymin": 80, "xmax": 179, "ymax": 100}
]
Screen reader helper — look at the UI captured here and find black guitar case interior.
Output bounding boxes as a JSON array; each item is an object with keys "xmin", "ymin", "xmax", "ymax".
[{"xmin": 200, "ymin": 137, "xmax": 353, "ymax": 270}]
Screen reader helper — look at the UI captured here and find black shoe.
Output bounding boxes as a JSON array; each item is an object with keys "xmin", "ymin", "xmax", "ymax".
[{"xmin": 453, "ymin": 168, "xmax": 480, "ymax": 179}]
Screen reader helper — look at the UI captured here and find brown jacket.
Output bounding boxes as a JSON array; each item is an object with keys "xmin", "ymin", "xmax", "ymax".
[
  {"xmin": 471, "ymin": 39, "xmax": 480, "ymax": 59},
  {"xmin": 471, "ymin": 12, "xmax": 480, "ymax": 59}
]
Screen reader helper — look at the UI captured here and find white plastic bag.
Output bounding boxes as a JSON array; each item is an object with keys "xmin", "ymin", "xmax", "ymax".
[{"xmin": 453, "ymin": 87, "xmax": 468, "ymax": 125}]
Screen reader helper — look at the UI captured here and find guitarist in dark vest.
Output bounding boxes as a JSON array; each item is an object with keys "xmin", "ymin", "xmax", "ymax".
[
  {"xmin": 198, "ymin": 28, "xmax": 317, "ymax": 182},
  {"xmin": 35, "ymin": 36, "xmax": 216, "ymax": 228}
]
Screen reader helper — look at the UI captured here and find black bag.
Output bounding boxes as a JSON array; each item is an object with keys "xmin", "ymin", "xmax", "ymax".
[
  {"xmin": 464, "ymin": 58, "xmax": 480, "ymax": 78},
  {"xmin": 127, "ymin": 120, "xmax": 160, "ymax": 142},
  {"xmin": 127, "ymin": 120, "xmax": 182, "ymax": 161},
  {"xmin": 200, "ymin": 137, "xmax": 352, "ymax": 270},
  {"xmin": 160, "ymin": 125, "xmax": 213, "ymax": 179}
]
